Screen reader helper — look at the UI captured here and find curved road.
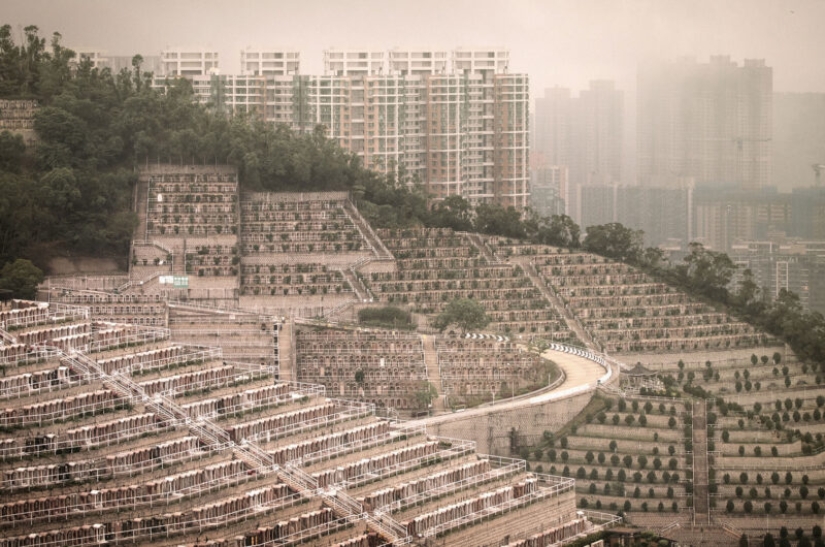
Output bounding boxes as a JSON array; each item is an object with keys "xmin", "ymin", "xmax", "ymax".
[{"xmin": 411, "ymin": 346, "xmax": 618, "ymax": 429}]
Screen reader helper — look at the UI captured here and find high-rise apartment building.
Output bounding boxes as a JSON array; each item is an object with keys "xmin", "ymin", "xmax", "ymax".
[
  {"xmin": 72, "ymin": 49, "xmax": 162, "ymax": 75},
  {"xmin": 324, "ymin": 49, "xmax": 386, "ymax": 76},
  {"xmin": 240, "ymin": 47, "xmax": 300, "ymax": 76},
  {"xmin": 576, "ymin": 80, "xmax": 623, "ymax": 186},
  {"xmin": 572, "ymin": 184, "xmax": 693, "ymax": 247},
  {"xmin": 692, "ymin": 184, "xmax": 791, "ymax": 251},
  {"xmin": 388, "ymin": 48, "xmax": 448, "ymax": 76},
  {"xmin": 157, "ymin": 47, "xmax": 530, "ymax": 209},
  {"xmin": 161, "ymin": 48, "xmax": 220, "ymax": 78},
  {"xmin": 530, "ymin": 166, "xmax": 568, "ymax": 218},
  {"xmin": 532, "ymin": 87, "xmax": 572, "ymax": 173},
  {"xmin": 637, "ymin": 56, "xmax": 772, "ymax": 190},
  {"xmin": 533, "ymin": 81, "xmax": 623, "ymax": 222}
]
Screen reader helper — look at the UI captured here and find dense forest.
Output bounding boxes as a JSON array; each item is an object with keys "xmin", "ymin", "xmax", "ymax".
[{"xmin": 0, "ymin": 26, "xmax": 823, "ymax": 366}]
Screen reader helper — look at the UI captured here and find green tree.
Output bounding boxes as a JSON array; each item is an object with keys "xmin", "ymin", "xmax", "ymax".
[
  {"xmin": 431, "ymin": 298, "xmax": 490, "ymax": 334},
  {"xmin": 0, "ymin": 259, "xmax": 44, "ymax": 299},
  {"xmin": 473, "ymin": 202, "xmax": 527, "ymax": 239},
  {"xmin": 529, "ymin": 212, "xmax": 580, "ymax": 248},
  {"xmin": 582, "ymin": 222, "xmax": 644, "ymax": 263},
  {"xmin": 673, "ymin": 242, "xmax": 736, "ymax": 303},
  {"xmin": 413, "ymin": 381, "xmax": 438, "ymax": 411},
  {"xmin": 0, "ymin": 131, "xmax": 25, "ymax": 173},
  {"xmin": 430, "ymin": 195, "xmax": 473, "ymax": 232}
]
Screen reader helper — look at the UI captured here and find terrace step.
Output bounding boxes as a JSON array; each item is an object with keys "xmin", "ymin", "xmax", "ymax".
[
  {"xmin": 517, "ymin": 257, "xmax": 596, "ymax": 350},
  {"xmin": 421, "ymin": 335, "xmax": 444, "ymax": 413}
]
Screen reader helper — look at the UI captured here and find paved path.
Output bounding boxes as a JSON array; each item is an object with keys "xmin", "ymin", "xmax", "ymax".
[
  {"xmin": 411, "ymin": 346, "xmax": 613, "ymax": 428},
  {"xmin": 692, "ymin": 399, "xmax": 710, "ymax": 524},
  {"xmin": 513, "ymin": 257, "xmax": 598, "ymax": 351},
  {"xmin": 420, "ymin": 335, "xmax": 445, "ymax": 412}
]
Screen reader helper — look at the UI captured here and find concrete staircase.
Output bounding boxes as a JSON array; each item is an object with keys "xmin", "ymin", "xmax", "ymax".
[
  {"xmin": 343, "ymin": 200, "xmax": 393, "ymax": 259},
  {"xmin": 341, "ymin": 267, "xmax": 370, "ymax": 302},
  {"xmin": 421, "ymin": 335, "xmax": 445, "ymax": 412},
  {"xmin": 134, "ymin": 176, "xmax": 149, "ymax": 241},
  {"xmin": 692, "ymin": 399, "xmax": 710, "ymax": 525},
  {"xmin": 515, "ymin": 257, "xmax": 598, "ymax": 350},
  {"xmin": 277, "ymin": 320, "xmax": 294, "ymax": 383},
  {"xmin": 465, "ymin": 232, "xmax": 502, "ymax": 264}
]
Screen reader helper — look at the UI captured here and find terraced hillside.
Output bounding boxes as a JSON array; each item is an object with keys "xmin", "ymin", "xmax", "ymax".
[
  {"xmin": 294, "ymin": 327, "xmax": 557, "ymax": 412},
  {"xmin": 44, "ymin": 172, "xmax": 392, "ymax": 322},
  {"xmin": 0, "ymin": 299, "xmax": 620, "ymax": 547},
  {"xmin": 481, "ymin": 236, "xmax": 782, "ymax": 358},
  {"xmin": 517, "ymin": 347, "xmax": 825, "ymax": 545},
  {"xmin": 365, "ymin": 228, "xmax": 575, "ymax": 342}
]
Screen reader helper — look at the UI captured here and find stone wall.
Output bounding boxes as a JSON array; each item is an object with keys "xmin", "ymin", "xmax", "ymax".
[
  {"xmin": 47, "ymin": 257, "xmax": 125, "ymax": 276},
  {"xmin": 426, "ymin": 391, "xmax": 594, "ymax": 456}
]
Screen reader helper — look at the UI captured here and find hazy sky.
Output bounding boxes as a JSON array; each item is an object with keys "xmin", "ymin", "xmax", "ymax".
[{"xmin": 5, "ymin": 0, "xmax": 825, "ymax": 95}]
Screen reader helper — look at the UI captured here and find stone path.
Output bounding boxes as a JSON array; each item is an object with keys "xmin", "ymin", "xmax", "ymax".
[
  {"xmin": 277, "ymin": 320, "xmax": 294, "ymax": 383},
  {"xmin": 420, "ymin": 335, "xmax": 445, "ymax": 413},
  {"xmin": 692, "ymin": 399, "xmax": 710, "ymax": 524},
  {"xmin": 341, "ymin": 267, "xmax": 368, "ymax": 301},
  {"xmin": 514, "ymin": 257, "xmax": 597, "ymax": 350},
  {"xmin": 466, "ymin": 233, "xmax": 501, "ymax": 264}
]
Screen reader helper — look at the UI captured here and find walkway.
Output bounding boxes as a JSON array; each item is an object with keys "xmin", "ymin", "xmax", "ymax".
[
  {"xmin": 343, "ymin": 200, "xmax": 393, "ymax": 259},
  {"xmin": 278, "ymin": 320, "xmax": 294, "ymax": 383},
  {"xmin": 465, "ymin": 233, "xmax": 501, "ymax": 264},
  {"xmin": 341, "ymin": 267, "xmax": 369, "ymax": 302},
  {"xmin": 514, "ymin": 257, "xmax": 597, "ymax": 351},
  {"xmin": 413, "ymin": 346, "xmax": 612, "ymax": 428},
  {"xmin": 692, "ymin": 399, "xmax": 710, "ymax": 524},
  {"xmin": 420, "ymin": 335, "xmax": 445, "ymax": 413}
]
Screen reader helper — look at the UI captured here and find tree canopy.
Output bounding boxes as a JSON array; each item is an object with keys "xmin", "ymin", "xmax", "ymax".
[
  {"xmin": 0, "ymin": 258, "xmax": 44, "ymax": 299},
  {"xmin": 583, "ymin": 222, "xmax": 644, "ymax": 262},
  {"xmin": 431, "ymin": 298, "xmax": 490, "ymax": 334},
  {"xmin": 414, "ymin": 381, "xmax": 438, "ymax": 411}
]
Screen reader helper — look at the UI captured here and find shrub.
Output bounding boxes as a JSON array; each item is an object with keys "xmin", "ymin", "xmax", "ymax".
[{"xmin": 357, "ymin": 306, "xmax": 414, "ymax": 329}]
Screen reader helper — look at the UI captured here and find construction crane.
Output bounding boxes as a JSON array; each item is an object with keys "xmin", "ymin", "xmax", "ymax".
[{"xmin": 813, "ymin": 164, "xmax": 825, "ymax": 187}]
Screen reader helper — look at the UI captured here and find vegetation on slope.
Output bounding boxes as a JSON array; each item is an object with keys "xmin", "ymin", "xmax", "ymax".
[{"xmin": 0, "ymin": 26, "xmax": 821, "ymax": 365}]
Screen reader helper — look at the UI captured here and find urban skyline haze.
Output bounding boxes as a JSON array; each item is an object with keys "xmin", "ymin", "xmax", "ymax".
[{"xmin": 5, "ymin": 0, "xmax": 825, "ymax": 94}]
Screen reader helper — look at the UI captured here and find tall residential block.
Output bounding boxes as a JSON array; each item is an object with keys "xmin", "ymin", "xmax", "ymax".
[
  {"xmin": 533, "ymin": 81, "xmax": 623, "ymax": 222},
  {"xmin": 637, "ymin": 56, "xmax": 772, "ymax": 190},
  {"xmin": 240, "ymin": 47, "xmax": 300, "ymax": 76},
  {"xmin": 161, "ymin": 48, "xmax": 220, "ymax": 77},
  {"xmin": 157, "ymin": 47, "xmax": 530, "ymax": 209}
]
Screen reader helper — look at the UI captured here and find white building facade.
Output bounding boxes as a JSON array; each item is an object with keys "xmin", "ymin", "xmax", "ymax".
[{"xmin": 155, "ymin": 47, "xmax": 530, "ymax": 209}]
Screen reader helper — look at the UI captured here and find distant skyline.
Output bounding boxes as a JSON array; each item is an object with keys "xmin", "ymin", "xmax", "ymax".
[{"xmin": 5, "ymin": 0, "xmax": 825, "ymax": 94}]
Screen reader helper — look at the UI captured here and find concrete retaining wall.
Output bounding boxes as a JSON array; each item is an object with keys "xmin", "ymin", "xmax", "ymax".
[{"xmin": 426, "ymin": 390, "xmax": 594, "ymax": 456}]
